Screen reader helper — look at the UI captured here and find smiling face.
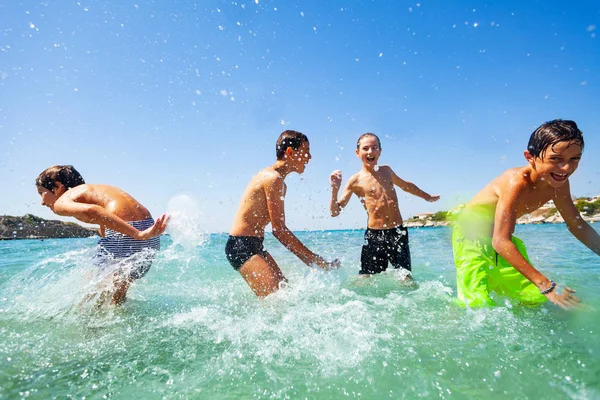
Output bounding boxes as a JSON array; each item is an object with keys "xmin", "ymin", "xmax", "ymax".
[
  {"xmin": 356, "ymin": 135, "xmax": 381, "ymax": 169},
  {"xmin": 526, "ymin": 140, "xmax": 582, "ymax": 188}
]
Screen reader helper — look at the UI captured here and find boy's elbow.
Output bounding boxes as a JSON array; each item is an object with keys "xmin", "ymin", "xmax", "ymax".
[
  {"xmin": 271, "ymin": 226, "xmax": 288, "ymax": 240},
  {"xmin": 491, "ymin": 236, "xmax": 510, "ymax": 253}
]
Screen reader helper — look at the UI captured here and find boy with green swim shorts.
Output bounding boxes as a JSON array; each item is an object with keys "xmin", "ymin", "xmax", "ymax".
[{"xmin": 452, "ymin": 119, "xmax": 600, "ymax": 309}]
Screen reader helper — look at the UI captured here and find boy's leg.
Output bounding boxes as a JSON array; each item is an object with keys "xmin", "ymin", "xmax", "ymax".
[
  {"xmin": 491, "ymin": 236, "xmax": 547, "ymax": 305},
  {"xmin": 452, "ymin": 226, "xmax": 495, "ymax": 307},
  {"xmin": 111, "ymin": 275, "xmax": 132, "ymax": 305},
  {"xmin": 389, "ymin": 227, "xmax": 412, "ymax": 276},
  {"xmin": 110, "ymin": 254, "xmax": 155, "ymax": 305},
  {"xmin": 360, "ymin": 229, "xmax": 387, "ymax": 274},
  {"xmin": 239, "ymin": 253, "xmax": 286, "ymax": 298}
]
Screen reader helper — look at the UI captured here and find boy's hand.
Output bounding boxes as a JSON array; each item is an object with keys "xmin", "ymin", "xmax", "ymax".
[
  {"xmin": 328, "ymin": 258, "xmax": 341, "ymax": 270},
  {"xmin": 313, "ymin": 255, "xmax": 340, "ymax": 271},
  {"xmin": 426, "ymin": 194, "xmax": 440, "ymax": 202},
  {"xmin": 330, "ymin": 170, "xmax": 343, "ymax": 189},
  {"xmin": 137, "ymin": 214, "xmax": 170, "ymax": 240},
  {"xmin": 545, "ymin": 286, "xmax": 581, "ymax": 310}
]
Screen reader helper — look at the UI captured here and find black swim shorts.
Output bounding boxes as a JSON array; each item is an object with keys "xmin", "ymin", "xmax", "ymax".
[
  {"xmin": 225, "ymin": 235, "xmax": 269, "ymax": 270},
  {"xmin": 360, "ymin": 226, "xmax": 411, "ymax": 275}
]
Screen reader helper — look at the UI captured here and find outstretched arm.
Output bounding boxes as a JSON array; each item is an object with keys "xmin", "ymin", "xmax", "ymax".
[
  {"xmin": 329, "ymin": 170, "xmax": 355, "ymax": 217},
  {"xmin": 53, "ymin": 198, "xmax": 169, "ymax": 240},
  {"xmin": 267, "ymin": 176, "xmax": 337, "ymax": 270},
  {"xmin": 555, "ymin": 182, "xmax": 600, "ymax": 256},
  {"xmin": 391, "ymin": 170, "xmax": 440, "ymax": 202},
  {"xmin": 492, "ymin": 182, "xmax": 580, "ymax": 310}
]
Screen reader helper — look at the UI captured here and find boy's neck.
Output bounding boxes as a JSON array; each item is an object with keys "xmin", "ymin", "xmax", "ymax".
[
  {"xmin": 362, "ymin": 165, "xmax": 378, "ymax": 174},
  {"xmin": 523, "ymin": 165, "xmax": 551, "ymax": 189},
  {"xmin": 272, "ymin": 160, "xmax": 292, "ymax": 178}
]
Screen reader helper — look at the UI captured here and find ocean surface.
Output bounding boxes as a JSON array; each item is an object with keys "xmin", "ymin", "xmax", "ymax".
[{"xmin": 1, "ymin": 224, "xmax": 599, "ymax": 399}]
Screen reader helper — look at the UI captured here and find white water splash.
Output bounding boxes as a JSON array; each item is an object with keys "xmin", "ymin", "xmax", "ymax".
[{"xmin": 166, "ymin": 194, "xmax": 208, "ymax": 250}]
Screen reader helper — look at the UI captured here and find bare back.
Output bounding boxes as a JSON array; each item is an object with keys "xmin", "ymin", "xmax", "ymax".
[
  {"xmin": 348, "ymin": 165, "xmax": 403, "ymax": 229},
  {"xmin": 230, "ymin": 167, "xmax": 285, "ymax": 237},
  {"xmin": 60, "ymin": 184, "xmax": 152, "ymax": 221}
]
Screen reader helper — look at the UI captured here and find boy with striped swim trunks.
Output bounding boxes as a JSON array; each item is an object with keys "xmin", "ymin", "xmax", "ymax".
[
  {"xmin": 329, "ymin": 133, "xmax": 440, "ymax": 278},
  {"xmin": 35, "ymin": 165, "xmax": 169, "ymax": 305},
  {"xmin": 452, "ymin": 119, "xmax": 600, "ymax": 309}
]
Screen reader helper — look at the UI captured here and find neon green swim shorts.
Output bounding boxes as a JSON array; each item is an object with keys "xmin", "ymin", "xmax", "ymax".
[{"xmin": 451, "ymin": 205, "xmax": 547, "ymax": 307}]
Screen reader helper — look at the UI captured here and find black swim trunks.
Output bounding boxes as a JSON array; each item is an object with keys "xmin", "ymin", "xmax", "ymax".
[
  {"xmin": 225, "ymin": 235, "xmax": 269, "ymax": 270},
  {"xmin": 360, "ymin": 226, "xmax": 411, "ymax": 275}
]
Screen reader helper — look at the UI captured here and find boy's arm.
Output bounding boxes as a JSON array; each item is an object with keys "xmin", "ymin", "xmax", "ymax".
[
  {"xmin": 53, "ymin": 198, "xmax": 168, "ymax": 240},
  {"xmin": 266, "ymin": 176, "xmax": 336, "ymax": 270},
  {"xmin": 492, "ymin": 182, "xmax": 580, "ymax": 309},
  {"xmin": 329, "ymin": 170, "xmax": 355, "ymax": 217},
  {"xmin": 554, "ymin": 182, "xmax": 600, "ymax": 255},
  {"xmin": 391, "ymin": 169, "xmax": 440, "ymax": 202}
]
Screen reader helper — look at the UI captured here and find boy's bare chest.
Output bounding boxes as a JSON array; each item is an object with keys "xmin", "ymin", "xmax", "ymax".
[
  {"xmin": 355, "ymin": 174, "xmax": 395, "ymax": 199},
  {"xmin": 518, "ymin": 187, "xmax": 556, "ymax": 214}
]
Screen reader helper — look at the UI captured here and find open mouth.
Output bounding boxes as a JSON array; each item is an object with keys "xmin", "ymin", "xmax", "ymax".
[
  {"xmin": 366, "ymin": 156, "xmax": 376, "ymax": 162},
  {"xmin": 550, "ymin": 172, "xmax": 568, "ymax": 182}
]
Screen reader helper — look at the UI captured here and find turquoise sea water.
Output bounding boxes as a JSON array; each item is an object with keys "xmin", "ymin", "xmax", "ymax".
[{"xmin": 1, "ymin": 224, "xmax": 599, "ymax": 399}]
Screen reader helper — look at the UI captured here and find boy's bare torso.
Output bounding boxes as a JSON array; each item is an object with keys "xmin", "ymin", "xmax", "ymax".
[
  {"xmin": 58, "ymin": 184, "xmax": 152, "ymax": 222},
  {"xmin": 348, "ymin": 165, "xmax": 403, "ymax": 229},
  {"xmin": 230, "ymin": 167, "xmax": 283, "ymax": 237}
]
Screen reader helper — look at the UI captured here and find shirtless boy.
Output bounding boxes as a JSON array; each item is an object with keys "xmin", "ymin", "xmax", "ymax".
[
  {"xmin": 329, "ymin": 133, "xmax": 440, "ymax": 276},
  {"xmin": 452, "ymin": 119, "xmax": 600, "ymax": 309},
  {"xmin": 36, "ymin": 165, "xmax": 169, "ymax": 305},
  {"xmin": 225, "ymin": 130, "xmax": 339, "ymax": 297}
]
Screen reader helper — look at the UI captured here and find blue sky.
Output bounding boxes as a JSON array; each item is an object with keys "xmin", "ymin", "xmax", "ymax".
[{"xmin": 1, "ymin": 0, "xmax": 599, "ymax": 233}]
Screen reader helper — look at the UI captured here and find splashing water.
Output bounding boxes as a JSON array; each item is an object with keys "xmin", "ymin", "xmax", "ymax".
[
  {"xmin": 0, "ymin": 225, "xmax": 599, "ymax": 398},
  {"xmin": 166, "ymin": 194, "xmax": 209, "ymax": 251}
]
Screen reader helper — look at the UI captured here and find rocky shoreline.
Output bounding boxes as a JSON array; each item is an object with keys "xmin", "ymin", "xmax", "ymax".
[
  {"xmin": 405, "ymin": 214, "xmax": 600, "ymax": 228},
  {"xmin": 0, "ymin": 214, "xmax": 97, "ymax": 240}
]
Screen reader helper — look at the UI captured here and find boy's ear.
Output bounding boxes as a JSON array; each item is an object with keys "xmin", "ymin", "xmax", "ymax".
[
  {"xmin": 285, "ymin": 146, "xmax": 294, "ymax": 158},
  {"xmin": 52, "ymin": 181, "xmax": 66, "ymax": 194},
  {"xmin": 524, "ymin": 150, "xmax": 535, "ymax": 165}
]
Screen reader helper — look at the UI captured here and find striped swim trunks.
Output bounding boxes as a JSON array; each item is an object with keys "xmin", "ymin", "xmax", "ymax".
[{"xmin": 94, "ymin": 218, "xmax": 161, "ymax": 280}]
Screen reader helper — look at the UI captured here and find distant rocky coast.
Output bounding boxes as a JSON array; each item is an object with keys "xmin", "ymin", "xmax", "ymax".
[
  {"xmin": 0, "ymin": 214, "xmax": 96, "ymax": 240},
  {"xmin": 406, "ymin": 196, "xmax": 600, "ymax": 228},
  {"xmin": 405, "ymin": 213, "xmax": 600, "ymax": 228}
]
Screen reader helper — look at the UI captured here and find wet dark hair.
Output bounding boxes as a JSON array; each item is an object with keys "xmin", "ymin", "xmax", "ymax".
[
  {"xmin": 357, "ymin": 133, "xmax": 381, "ymax": 149},
  {"xmin": 527, "ymin": 119, "xmax": 584, "ymax": 159},
  {"xmin": 276, "ymin": 130, "xmax": 309, "ymax": 160},
  {"xmin": 35, "ymin": 165, "xmax": 85, "ymax": 191}
]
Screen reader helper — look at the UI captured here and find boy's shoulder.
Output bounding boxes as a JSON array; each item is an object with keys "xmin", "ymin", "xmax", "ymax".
[
  {"xmin": 254, "ymin": 167, "xmax": 285, "ymax": 186},
  {"xmin": 500, "ymin": 166, "xmax": 529, "ymax": 182},
  {"xmin": 378, "ymin": 164, "xmax": 394, "ymax": 173},
  {"xmin": 495, "ymin": 166, "xmax": 534, "ymax": 194},
  {"xmin": 347, "ymin": 170, "xmax": 364, "ymax": 184}
]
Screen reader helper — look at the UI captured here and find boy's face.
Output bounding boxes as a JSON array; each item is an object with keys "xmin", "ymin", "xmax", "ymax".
[
  {"xmin": 289, "ymin": 140, "xmax": 312, "ymax": 173},
  {"xmin": 37, "ymin": 185, "xmax": 60, "ymax": 210},
  {"xmin": 528, "ymin": 141, "xmax": 582, "ymax": 188},
  {"xmin": 356, "ymin": 136, "xmax": 381, "ymax": 168}
]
